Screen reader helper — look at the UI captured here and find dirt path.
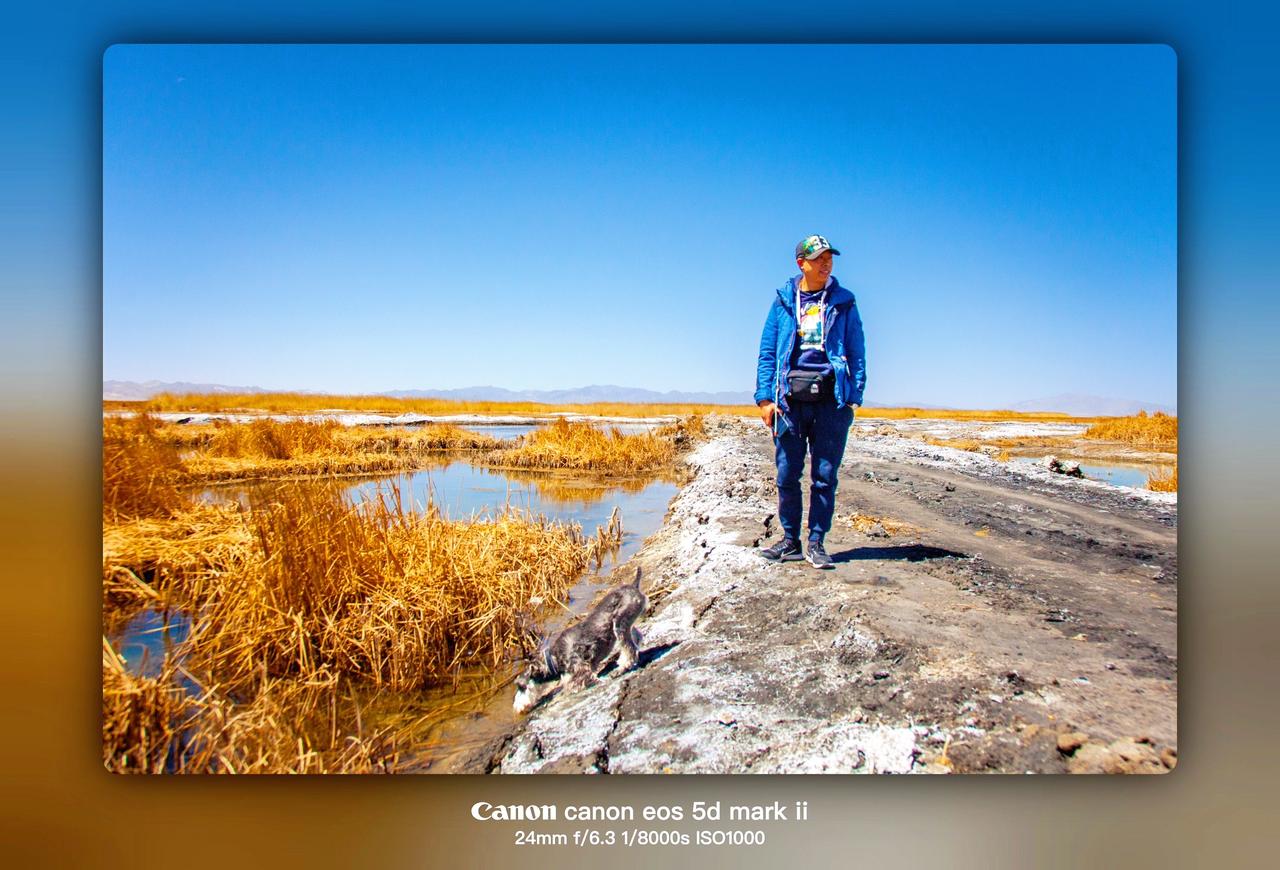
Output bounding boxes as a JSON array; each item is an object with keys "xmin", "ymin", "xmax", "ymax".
[{"xmin": 462, "ymin": 417, "xmax": 1177, "ymax": 774}]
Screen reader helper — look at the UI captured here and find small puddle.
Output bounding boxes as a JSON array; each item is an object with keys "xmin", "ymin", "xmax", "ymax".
[
  {"xmin": 107, "ymin": 607, "xmax": 190, "ymax": 679},
  {"xmin": 1014, "ymin": 456, "xmax": 1153, "ymax": 489}
]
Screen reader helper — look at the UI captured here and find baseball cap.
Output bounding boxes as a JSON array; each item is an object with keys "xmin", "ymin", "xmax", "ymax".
[{"xmin": 795, "ymin": 234, "xmax": 841, "ymax": 260}]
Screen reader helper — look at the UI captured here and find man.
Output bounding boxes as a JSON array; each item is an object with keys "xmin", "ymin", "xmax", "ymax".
[{"xmin": 754, "ymin": 234, "xmax": 866, "ymax": 569}]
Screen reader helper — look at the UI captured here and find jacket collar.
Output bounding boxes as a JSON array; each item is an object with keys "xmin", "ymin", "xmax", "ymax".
[{"xmin": 775, "ymin": 274, "xmax": 854, "ymax": 312}]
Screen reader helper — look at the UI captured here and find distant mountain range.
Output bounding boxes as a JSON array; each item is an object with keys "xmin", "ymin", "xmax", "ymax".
[
  {"xmin": 103, "ymin": 380, "xmax": 273, "ymax": 401},
  {"xmin": 386, "ymin": 385, "xmax": 758, "ymax": 405},
  {"xmin": 102, "ymin": 381, "xmax": 1174, "ymax": 416}
]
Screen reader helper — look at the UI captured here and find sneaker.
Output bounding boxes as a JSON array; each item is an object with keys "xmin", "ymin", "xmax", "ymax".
[
  {"xmin": 806, "ymin": 540, "xmax": 834, "ymax": 569},
  {"xmin": 760, "ymin": 538, "xmax": 803, "ymax": 561}
]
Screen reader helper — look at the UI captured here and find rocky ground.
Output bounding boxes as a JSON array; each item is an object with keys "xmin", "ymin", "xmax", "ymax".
[{"xmin": 456, "ymin": 416, "xmax": 1178, "ymax": 774}]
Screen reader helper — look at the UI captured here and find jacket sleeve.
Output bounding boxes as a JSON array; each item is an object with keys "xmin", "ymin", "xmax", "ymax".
[
  {"xmin": 754, "ymin": 300, "xmax": 781, "ymax": 405},
  {"xmin": 845, "ymin": 299, "xmax": 866, "ymax": 406}
]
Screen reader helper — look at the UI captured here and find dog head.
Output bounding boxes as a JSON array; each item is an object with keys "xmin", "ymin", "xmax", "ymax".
[{"xmin": 512, "ymin": 658, "xmax": 559, "ymax": 714}]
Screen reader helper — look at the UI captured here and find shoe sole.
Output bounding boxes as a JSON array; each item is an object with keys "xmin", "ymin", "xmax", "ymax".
[
  {"xmin": 761, "ymin": 551, "xmax": 805, "ymax": 562},
  {"xmin": 806, "ymin": 554, "xmax": 835, "ymax": 570}
]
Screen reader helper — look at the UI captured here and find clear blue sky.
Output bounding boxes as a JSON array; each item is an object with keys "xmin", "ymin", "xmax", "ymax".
[{"xmin": 103, "ymin": 44, "xmax": 1175, "ymax": 407}]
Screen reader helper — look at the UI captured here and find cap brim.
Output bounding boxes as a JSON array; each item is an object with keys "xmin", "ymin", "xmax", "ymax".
[{"xmin": 800, "ymin": 247, "xmax": 840, "ymax": 259}]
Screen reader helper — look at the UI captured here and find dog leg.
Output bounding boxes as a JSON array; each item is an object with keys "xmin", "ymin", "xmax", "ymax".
[
  {"xmin": 616, "ymin": 622, "xmax": 640, "ymax": 672},
  {"xmin": 566, "ymin": 659, "xmax": 598, "ymax": 691}
]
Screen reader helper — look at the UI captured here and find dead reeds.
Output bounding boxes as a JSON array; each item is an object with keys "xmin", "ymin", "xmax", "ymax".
[
  {"xmin": 103, "ymin": 503, "xmax": 253, "ymax": 613},
  {"xmin": 183, "ymin": 481, "xmax": 595, "ymax": 692},
  {"xmin": 101, "ymin": 411, "xmax": 672, "ymax": 773},
  {"xmin": 103, "ymin": 413, "xmax": 190, "ymax": 521},
  {"xmin": 1147, "ymin": 464, "xmax": 1178, "ymax": 492},
  {"xmin": 103, "ymin": 638, "xmax": 401, "ymax": 773},
  {"xmin": 924, "ymin": 437, "xmax": 984, "ymax": 452},
  {"xmin": 1084, "ymin": 411, "xmax": 1178, "ymax": 451},
  {"xmin": 103, "ymin": 637, "xmax": 198, "ymax": 774},
  {"xmin": 178, "ymin": 419, "xmax": 504, "ymax": 482},
  {"xmin": 126, "ymin": 392, "xmax": 759, "ymax": 419},
  {"xmin": 487, "ymin": 418, "xmax": 675, "ymax": 474}
]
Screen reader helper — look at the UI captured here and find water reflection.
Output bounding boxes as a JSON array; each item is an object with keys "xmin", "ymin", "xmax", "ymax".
[{"xmin": 345, "ymin": 462, "xmax": 677, "ymax": 570}]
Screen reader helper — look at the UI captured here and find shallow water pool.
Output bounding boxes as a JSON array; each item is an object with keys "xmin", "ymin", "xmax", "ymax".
[{"xmin": 1014, "ymin": 456, "xmax": 1153, "ymax": 489}]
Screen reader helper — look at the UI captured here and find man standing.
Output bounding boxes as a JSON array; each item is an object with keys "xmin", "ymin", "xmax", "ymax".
[{"xmin": 755, "ymin": 234, "xmax": 866, "ymax": 569}]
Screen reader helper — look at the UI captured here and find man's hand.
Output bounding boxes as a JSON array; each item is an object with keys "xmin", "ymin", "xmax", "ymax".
[{"xmin": 758, "ymin": 401, "xmax": 777, "ymax": 428}]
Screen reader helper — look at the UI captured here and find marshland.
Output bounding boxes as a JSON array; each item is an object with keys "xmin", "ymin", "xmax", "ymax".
[
  {"xmin": 102, "ymin": 395, "xmax": 1176, "ymax": 774},
  {"xmin": 102, "ymin": 403, "xmax": 699, "ymax": 773}
]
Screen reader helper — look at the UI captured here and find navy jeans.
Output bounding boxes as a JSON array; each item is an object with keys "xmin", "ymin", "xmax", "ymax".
[{"xmin": 774, "ymin": 400, "xmax": 854, "ymax": 544}]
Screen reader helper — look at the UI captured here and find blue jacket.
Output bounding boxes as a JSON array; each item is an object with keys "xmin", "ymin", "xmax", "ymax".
[{"xmin": 754, "ymin": 275, "xmax": 867, "ymax": 434}]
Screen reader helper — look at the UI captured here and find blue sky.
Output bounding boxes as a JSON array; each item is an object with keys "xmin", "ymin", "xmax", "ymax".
[{"xmin": 103, "ymin": 44, "xmax": 1175, "ymax": 407}]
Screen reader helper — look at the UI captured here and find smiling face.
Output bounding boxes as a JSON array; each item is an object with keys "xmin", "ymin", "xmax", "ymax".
[{"xmin": 798, "ymin": 249, "xmax": 834, "ymax": 290}]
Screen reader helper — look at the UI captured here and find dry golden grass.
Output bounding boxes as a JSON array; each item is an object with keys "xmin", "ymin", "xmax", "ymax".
[
  {"xmin": 184, "ymin": 481, "xmax": 599, "ymax": 692},
  {"xmin": 104, "ymin": 638, "xmax": 401, "ymax": 774},
  {"xmin": 188, "ymin": 451, "xmax": 412, "ymax": 482},
  {"xmin": 102, "ymin": 410, "xmax": 679, "ymax": 772},
  {"xmin": 103, "ymin": 480, "xmax": 618, "ymax": 772},
  {"xmin": 103, "ymin": 413, "xmax": 190, "ymax": 521},
  {"xmin": 156, "ymin": 419, "xmax": 505, "ymax": 482},
  {"xmin": 125, "ymin": 392, "xmax": 760, "ymax": 419},
  {"xmin": 655, "ymin": 413, "xmax": 708, "ymax": 442},
  {"xmin": 924, "ymin": 437, "xmax": 985, "ymax": 452},
  {"xmin": 1084, "ymin": 411, "xmax": 1178, "ymax": 451},
  {"xmin": 202, "ymin": 417, "xmax": 340, "ymax": 458},
  {"xmin": 488, "ymin": 418, "xmax": 675, "ymax": 474},
  {"xmin": 1147, "ymin": 464, "xmax": 1178, "ymax": 492},
  {"xmin": 984, "ymin": 435, "xmax": 1078, "ymax": 449},
  {"xmin": 337, "ymin": 424, "xmax": 505, "ymax": 453},
  {"xmin": 103, "ymin": 637, "xmax": 199, "ymax": 773},
  {"xmin": 103, "ymin": 503, "xmax": 252, "ymax": 615},
  {"xmin": 114, "ymin": 392, "xmax": 1117, "ymax": 423},
  {"xmin": 864, "ymin": 407, "xmax": 1097, "ymax": 422},
  {"xmin": 843, "ymin": 512, "xmax": 922, "ymax": 537}
]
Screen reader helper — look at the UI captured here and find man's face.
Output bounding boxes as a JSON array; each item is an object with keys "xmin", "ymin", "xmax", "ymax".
[{"xmin": 798, "ymin": 250, "xmax": 834, "ymax": 287}]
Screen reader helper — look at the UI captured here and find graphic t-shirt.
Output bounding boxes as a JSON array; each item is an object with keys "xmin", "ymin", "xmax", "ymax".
[{"xmin": 791, "ymin": 288, "xmax": 832, "ymax": 374}]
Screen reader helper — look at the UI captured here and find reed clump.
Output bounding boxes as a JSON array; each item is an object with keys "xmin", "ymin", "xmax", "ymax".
[
  {"xmin": 103, "ymin": 503, "xmax": 253, "ymax": 614},
  {"xmin": 489, "ymin": 419, "xmax": 675, "ymax": 473},
  {"xmin": 103, "ymin": 413, "xmax": 190, "ymax": 521},
  {"xmin": 161, "ymin": 418, "xmax": 506, "ymax": 482},
  {"xmin": 104, "ymin": 638, "xmax": 400, "ymax": 773},
  {"xmin": 924, "ymin": 437, "xmax": 984, "ymax": 452},
  {"xmin": 103, "ymin": 637, "xmax": 198, "ymax": 774},
  {"xmin": 653, "ymin": 413, "xmax": 709, "ymax": 449},
  {"xmin": 185, "ymin": 482, "xmax": 593, "ymax": 692},
  {"xmin": 203, "ymin": 417, "xmax": 341, "ymax": 459},
  {"xmin": 1084, "ymin": 411, "xmax": 1178, "ymax": 451},
  {"xmin": 335, "ymin": 424, "xmax": 505, "ymax": 453},
  {"xmin": 1147, "ymin": 464, "xmax": 1178, "ymax": 492}
]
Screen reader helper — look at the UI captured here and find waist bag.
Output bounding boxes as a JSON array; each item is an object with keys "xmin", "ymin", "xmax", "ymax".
[{"xmin": 786, "ymin": 370, "xmax": 833, "ymax": 403}]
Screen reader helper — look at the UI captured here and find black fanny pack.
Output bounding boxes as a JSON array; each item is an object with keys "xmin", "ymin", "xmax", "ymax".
[{"xmin": 786, "ymin": 370, "xmax": 834, "ymax": 403}]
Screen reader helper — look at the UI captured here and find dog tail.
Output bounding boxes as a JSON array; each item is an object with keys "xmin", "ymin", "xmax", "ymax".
[{"xmin": 632, "ymin": 565, "xmax": 643, "ymax": 589}]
